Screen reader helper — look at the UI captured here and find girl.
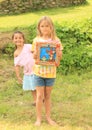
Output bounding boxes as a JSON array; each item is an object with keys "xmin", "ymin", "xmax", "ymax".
[
  {"xmin": 13, "ymin": 31, "xmax": 36, "ymax": 106},
  {"xmin": 32, "ymin": 16, "xmax": 63, "ymax": 126}
]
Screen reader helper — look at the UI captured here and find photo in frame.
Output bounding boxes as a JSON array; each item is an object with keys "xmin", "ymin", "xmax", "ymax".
[{"xmin": 35, "ymin": 42, "xmax": 60, "ymax": 66}]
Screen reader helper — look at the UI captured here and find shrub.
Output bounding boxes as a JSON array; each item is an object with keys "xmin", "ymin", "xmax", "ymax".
[
  {"xmin": 55, "ymin": 18, "xmax": 92, "ymax": 74},
  {"xmin": 3, "ymin": 18, "xmax": 92, "ymax": 74},
  {"xmin": 2, "ymin": 43, "xmax": 15, "ymax": 57}
]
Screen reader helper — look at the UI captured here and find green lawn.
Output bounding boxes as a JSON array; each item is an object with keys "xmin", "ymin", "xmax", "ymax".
[
  {"xmin": 0, "ymin": 0, "xmax": 92, "ymax": 31},
  {"xmin": 0, "ymin": 55, "xmax": 92, "ymax": 130}
]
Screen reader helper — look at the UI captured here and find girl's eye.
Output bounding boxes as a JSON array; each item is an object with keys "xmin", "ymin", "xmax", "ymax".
[
  {"xmin": 14, "ymin": 37, "xmax": 22, "ymax": 39},
  {"xmin": 40, "ymin": 25, "xmax": 49, "ymax": 28},
  {"xmin": 41, "ymin": 25, "xmax": 44, "ymax": 27},
  {"xmin": 14, "ymin": 37, "xmax": 17, "ymax": 39},
  {"xmin": 19, "ymin": 37, "xmax": 22, "ymax": 39}
]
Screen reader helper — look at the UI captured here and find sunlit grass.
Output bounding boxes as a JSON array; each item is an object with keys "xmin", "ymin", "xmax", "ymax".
[
  {"xmin": 0, "ymin": 121, "xmax": 91, "ymax": 130},
  {"xmin": 4, "ymin": 119, "xmax": 84, "ymax": 130},
  {"xmin": 0, "ymin": 55, "xmax": 92, "ymax": 129},
  {"xmin": 0, "ymin": 0, "xmax": 92, "ymax": 31}
]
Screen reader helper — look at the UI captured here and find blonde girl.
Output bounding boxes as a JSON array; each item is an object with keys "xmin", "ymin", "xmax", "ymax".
[{"xmin": 32, "ymin": 16, "xmax": 63, "ymax": 126}]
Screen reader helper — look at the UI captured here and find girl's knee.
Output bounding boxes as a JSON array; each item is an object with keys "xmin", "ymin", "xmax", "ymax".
[
  {"xmin": 45, "ymin": 94, "xmax": 51, "ymax": 100},
  {"xmin": 37, "ymin": 94, "xmax": 43, "ymax": 101}
]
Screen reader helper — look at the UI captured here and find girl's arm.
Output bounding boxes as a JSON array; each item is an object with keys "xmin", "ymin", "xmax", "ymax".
[
  {"xmin": 14, "ymin": 65, "xmax": 22, "ymax": 84},
  {"xmin": 14, "ymin": 50, "xmax": 22, "ymax": 84},
  {"xmin": 58, "ymin": 50, "xmax": 63, "ymax": 60},
  {"xmin": 56, "ymin": 39, "xmax": 63, "ymax": 67},
  {"xmin": 56, "ymin": 50, "xmax": 62, "ymax": 67},
  {"xmin": 31, "ymin": 40, "xmax": 38, "ymax": 59},
  {"xmin": 32, "ymin": 51, "xmax": 37, "ymax": 59},
  {"xmin": 31, "ymin": 49, "xmax": 37, "ymax": 59}
]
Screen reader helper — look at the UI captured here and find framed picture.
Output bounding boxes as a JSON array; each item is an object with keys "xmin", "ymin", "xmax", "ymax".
[{"xmin": 35, "ymin": 42, "xmax": 60, "ymax": 66}]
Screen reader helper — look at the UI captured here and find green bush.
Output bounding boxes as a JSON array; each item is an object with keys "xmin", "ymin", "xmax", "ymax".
[
  {"xmin": 55, "ymin": 19, "xmax": 92, "ymax": 74},
  {"xmin": 2, "ymin": 43, "xmax": 15, "ymax": 57},
  {"xmin": 4, "ymin": 18, "xmax": 92, "ymax": 74}
]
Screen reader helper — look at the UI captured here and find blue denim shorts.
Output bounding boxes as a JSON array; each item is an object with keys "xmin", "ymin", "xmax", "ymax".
[{"xmin": 33, "ymin": 74, "xmax": 55, "ymax": 87}]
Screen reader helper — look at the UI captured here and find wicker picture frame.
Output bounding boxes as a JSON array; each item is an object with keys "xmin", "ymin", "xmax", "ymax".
[{"xmin": 35, "ymin": 42, "xmax": 60, "ymax": 66}]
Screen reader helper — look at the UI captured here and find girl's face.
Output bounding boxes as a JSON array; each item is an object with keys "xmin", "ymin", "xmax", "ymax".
[
  {"xmin": 13, "ymin": 33, "xmax": 24, "ymax": 46},
  {"xmin": 39, "ymin": 20, "xmax": 51, "ymax": 37}
]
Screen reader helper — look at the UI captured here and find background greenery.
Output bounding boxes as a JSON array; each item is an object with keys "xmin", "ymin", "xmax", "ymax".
[
  {"xmin": 0, "ymin": 0, "xmax": 86, "ymax": 15},
  {"xmin": 0, "ymin": 0, "xmax": 92, "ymax": 130},
  {"xmin": 3, "ymin": 18, "xmax": 92, "ymax": 74},
  {"xmin": 0, "ymin": 0, "xmax": 92, "ymax": 31}
]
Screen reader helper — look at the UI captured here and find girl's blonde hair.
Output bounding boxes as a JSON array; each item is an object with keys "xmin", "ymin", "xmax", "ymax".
[{"xmin": 37, "ymin": 16, "xmax": 56, "ymax": 40}]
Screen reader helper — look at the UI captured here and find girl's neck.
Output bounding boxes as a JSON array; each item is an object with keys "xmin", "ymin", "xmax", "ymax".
[
  {"xmin": 17, "ymin": 44, "xmax": 24, "ymax": 50},
  {"xmin": 41, "ymin": 35, "xmax": 51, "ymax": 40}
]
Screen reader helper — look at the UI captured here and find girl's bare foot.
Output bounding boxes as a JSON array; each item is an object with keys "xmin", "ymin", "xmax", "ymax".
[
  {"xmin": 46, "ymin": 118, "xmax": 57, "ymax": 126},
  {"xmin": 34, "ymin": 121, "xmax": 41, "ymax": 126}
]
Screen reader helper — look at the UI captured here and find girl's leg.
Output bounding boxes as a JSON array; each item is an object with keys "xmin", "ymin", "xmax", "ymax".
[
  {"xmin": 31, "ymin": 90, "xmax": 36, "ymax": 106},
  {"xmin": 35, "ymin": 87, "xmax": 44, "ymax": 126},
  {"xmin": 44, "ymin": 87, "xmax": 57, "ymax": 126}
]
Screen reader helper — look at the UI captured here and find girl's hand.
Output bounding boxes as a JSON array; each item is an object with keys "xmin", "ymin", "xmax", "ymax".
[
  {"xmin": 56, "ymin": 51, "xmax": 62, "ymax": 67},
  {"xmin": 33, "ymin": 51, "xmax": 37, "ymax": 59},
  {"xmin": 58, "ymin": 51, "xmax": 62, "ymax": 58},
  {"xmin": 55, "ymin": 59, "xmax": 60, "ymax": 67},
  {"xmin": 17, "ymin": 77, "xmax": 23, "ymax": 84}
]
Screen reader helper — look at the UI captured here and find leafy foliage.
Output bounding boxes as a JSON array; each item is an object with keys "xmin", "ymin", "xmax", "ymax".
[
  {"xmin": 55, "ymin": 19, "xmax": 92, "ymax": 74},
  {"xmin": 2, "ymin": 43, "xmax": 15, "ymax": 57},
  {"xmin": 3, "ymin": 18, "xmax": 92, "ymax": 74}
]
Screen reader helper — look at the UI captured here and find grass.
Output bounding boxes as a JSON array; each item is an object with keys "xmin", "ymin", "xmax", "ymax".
[
  {"xmin": 0, "ymin": 0, "xmax": 92, "ymax": 31},
  {"xmin": 0, "ymin": 55, "xmax": 92, "ymax": 130}
]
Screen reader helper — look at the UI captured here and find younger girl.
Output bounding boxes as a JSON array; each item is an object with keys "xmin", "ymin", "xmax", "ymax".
[
  {"xmin": 13, "ymin": 31, "xmax": 36, "ymax": 106},
  {"xmin": 32, "ymin": 16, "xmax": 63, "ymax": 126}
]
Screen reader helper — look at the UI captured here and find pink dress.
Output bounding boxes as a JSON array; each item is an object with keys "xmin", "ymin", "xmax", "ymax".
[
  {"xmin": 14, "ymin": 44, "xmax": 34, "ymax": 75},
  {"xmin": 14, "ymin": 44, "xmax": 35, "ymax": 90}
]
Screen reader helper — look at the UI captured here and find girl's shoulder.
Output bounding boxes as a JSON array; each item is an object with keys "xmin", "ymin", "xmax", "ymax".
[
  {"xmin": 14, "ymin": 49, "xmax": 18, "ymax": 58},
  {"xmin": 33, "ymin": 37, "xmax": 41, "ymax": 43},
  {"xmin": 33, "ymin": 37, "xmax": 61, "ymax": 44},
  {"xmin": 24, "ymin": 43, "xmax": 32, "ymax": 47},
  {"xmin": 54, "ymin": 37, "xmax": 61, "ymax": 42},
  {"xmin": 24, "ymin": 43, "xmax": 32, "ymax": 49},
  {"xmin": 54, "ymin": 37, "xmax": 63, "ymax": 50}
]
